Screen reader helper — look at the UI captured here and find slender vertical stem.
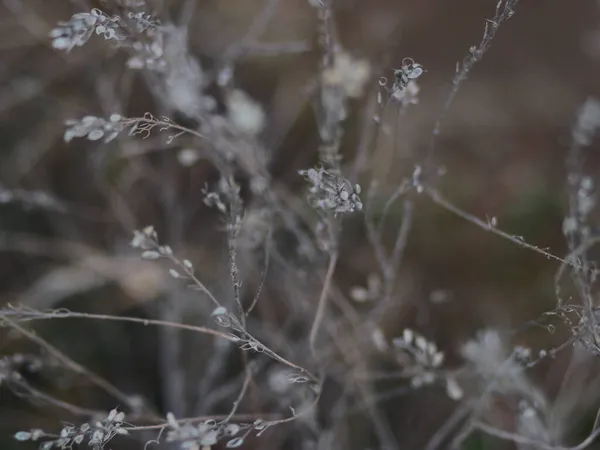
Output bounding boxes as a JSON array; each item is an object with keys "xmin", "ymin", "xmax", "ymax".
[{"xmin": 309, "ymin": 250, "xmax": 339, "ymax": 355}]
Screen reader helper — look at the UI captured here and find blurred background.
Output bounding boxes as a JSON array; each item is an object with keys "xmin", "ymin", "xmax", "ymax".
[{"xmin": 2, "ymin": 0, "xmax": 600, "ymax": 449}]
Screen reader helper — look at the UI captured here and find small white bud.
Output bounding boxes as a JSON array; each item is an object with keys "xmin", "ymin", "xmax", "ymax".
[
  {"xmin": 141, "ymin": 251, "xmax": 161, "ymax": 260},
  {"xmin": 403, "ymin": 328, "xmax": 414, "ymax": 345},
  {"xmin": 372, "ymin": 328, "xmax": 388, "ymax": 352},
  {"xmin": 431, "ymin": 352, "xmax": 444, "ymax": 367},
  {"xmin": 415, "ymin": 336, "xmax": 428, "ymax": 351},
  {"xmin": 446, "ymin": 377, "xmax": 463, "ymax": 400},
  {"xmin": 159, "ymin": 246, "xmax": 173, "ymax": 256},
  {"xmin": 107, "ymin": 409, "xmax": 118, "ymax": 422},
  {"xmin": 166, "ymin": 412, "xmax": 179, "ymax": 429},
  {"xmin": 212, "ymin": 306, "xmax": 228, "ymax": 316},
  {"xmin": 350, "ymin": 286, "xmax": 370, "ymax": 302}
]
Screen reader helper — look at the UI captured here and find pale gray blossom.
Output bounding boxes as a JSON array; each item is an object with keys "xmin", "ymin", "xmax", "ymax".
[
  {"xmin": 300, "ymin": 167, "xmax": 362, "ymax": 214},
  {"xmin": 15, "ymin": 409, "xmax": 127, "ymax": 450},
  {"xmin": 49, "ymin": 9, "xmax": 123, "ymax": 51},
  {"xmin": 392, "ymin": 58, "xmax": 425, "ymax": 92},
  {"xmin": 64, "ymin": 114, "xmax": 124, "ymax": 143}
]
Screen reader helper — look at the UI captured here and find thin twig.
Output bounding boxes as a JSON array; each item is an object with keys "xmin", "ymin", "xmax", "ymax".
[
  {"xmin": 426, "ymin": 187, "xmax": 571, "ymax": 266},
  {"xmin": 425, "ymin": 0, "xmax": 520, "ymax": 174},
  {"xmin": 1, "ymin": 306, "xmax": 236, "ymax": 341},
  {"xmin": 384, "ymin": 198, "xmax": 413, "ymax": 302},
  {"xmin": 425, "ymin": 403, "xmax": 472, "ymax": 450},
  {"xmin": 125, "ymin": 413, "xmax": 280, "ymax": 431},
  {"xmin": 476, "ymin": 420, "xmax": 600, "ymax": 450},
  {"xmin": 309, "ymin": 250, "xmax": 339, "ymax": 355},
  {"xmin": 166, "ymin": 253, "xmax": 221, "ymax": 308},
  {"xmin": 246, "ymin": 228, "xmax": 272, "ymax": 317},
  {"xmin": 8, "ymin": 376, "xmax": 102, "ymax": 417},
  {"xmin": 2, "ymin": 317, "xmax": 150, "ymax": 415},
  {"xmin": 221, "ymin": 364, "xmax": 254, "ymax": 424}
]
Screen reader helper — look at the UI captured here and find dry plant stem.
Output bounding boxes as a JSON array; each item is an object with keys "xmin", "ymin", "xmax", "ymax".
[
  {"xmin": 219, "ymin": 0, "xmax": 280, "ymax": 67},
  {"xmin": 425, "ymin": 0, "xmax": 520, "ymax": 173},
  {"xmin": 426, "ymin": 187, "xmax": 572, "ymax": 266},
  {"xmin": 263, "ymin": 381, "xmax": 324, "ymax": 428},
  {"xmin": 2, "ymin": 307, "xmax": 236, "ymax": 341},
  {"xmin": 451, "ymin": 371, "xmax": 508, "ymax": 446},
  {"xmin": 452, "ymin": 349, "xmax": 535, "ymax": 448},
  {"xmin": 351, "ymin": 89, "xmax": 381, "ymax": 179},
  {"xmin": 365, "ymin": 183, "xmax": 390, "ymax": 274},
  {"xmin": 320, "ymin": 313, "xmax": 399, "ymax": 366},
  {"xmin": 552, "ymin": 347, "xmax": 594, "ymax": 432},
  {"xmin": 316, "ymin": 0, "xmax": 339, "ymax": 70},
  {"xmin": 123, "ymin": 116, "xmax": 207, "ymax": 143},
  {"xmin": 201, "ymin": 364, "xmax": 255, "ymax": 413},
  {"xmin": 125, "ymin": 413, "xmax": 280, "ymax": 431},
  {"xmin": 239, "ymin": 326, "xmax": 318, "ymax": 382},
  {"xmin": 158, "ymin": 294, "xmax": 185, "ymax": 416},
  {"xmin": 377, "ymin": 105, "xmax": 401, "ymax": 187},
  {"xmin": 246, "ymin": 229, "xmax": 272, "ymax": 317},
  {"xmin": 194, "ymin": 342, "xmax": 236, "ymax": 415},
  {"xmin": 564, "ymin": 103, "xmax": 592, "ymax": 261},
  {"xmin": 364, "ymin": 185, "xmax": 413, "ymax": 315},
  {"xmin": 9, "ymin": 376, "xmax": 102, "ymax": 417},
  {"xmin": 166, "ymin": 254, "xmax": 221, "ymax": 308},
  {"xmin": 425, "ymin": 402, "xmax": 473, "ymax": 450},
  {"xmin": 350, "ymin": 80, "xmax": 389, "ymax": 179},
  {"xmin": 366, "ymin": 85, "xmax": 402, "ymax": 186},
  {"xmin": 554, "ymin": 236, "xmax": 600, "ymax": 307},
  {"xmin": 382, "ymin": 198, "xmax": 413, "ymax": 303},
  {"xmin": 591, "ymin": 407, "xmax": 600, "ymax": 442},
  {"xmin": 309, "ymin": 250, "xmax": 339, "ymax": 355},
  {"xmin": 475, "ymin": 421, "xmax": 600, "ymax": 450},
  {"xmin": 2, "ymin": 317, "xmax": 149, "ymax": 415},
  {"xmin": 350, "ymin": 36, "xmax": 401, "ymax": 180},
  {"xmin": 377, "ymin": 181, "xmax": 412, "ymax": 237},
  {"xmin": 563, "ymin": 101, "xmax": 599, "ymax": 333},
  {"xmin": 221, "ymin": 365, "xmax": 253, "ymax": 424},
  {"xmin": 4, "ymin": 306, "xmax": 318, "ymax": 383},
  {"xmin": 326, "ymin": 390, "xmax": 352, "ymax": 449},
  {"xmin": 330, "ymin": 327, "xmax": 400, "ymax": 450},
  {"xmin": 307, "ymin": 279, "xmax": 378, "ymax": 377},
  {"xmin": 225, "ymin": 195, "xmax": 245, "ymax": 326},
  {"xmin": 268, "ymin": 185, "xmax": 319, "ymax": 247},
  {"xmin": 327, "ymin": 282, "xmax": 362, "ymax": 331},
  {"xmin": 160, "ymin": 186, "xmax": 186, "ymax": 416},
  {"xmin": 142, "ymin": 219, "xmax": 316, "ymax": 382},
  {"xmin": 229, "ymin": 238, "xmax": 244, "ymax": 325}
]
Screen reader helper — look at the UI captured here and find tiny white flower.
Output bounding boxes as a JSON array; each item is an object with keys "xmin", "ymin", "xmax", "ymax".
[
  {"xmin": 403, "ymin": 328, "xmax": 414, "ymax": 345},
  {"xmin": 446, "ymin": 377, "xmax": 463, "ymax": 400},
  {"xmin": 87, "ymin": 129, "xmax": 104, "ymax": 141},
  {"xmin": 350, "ymin": 286, "xmax": 370, "ymax": 302},
  {"xmin": 431, "ymin": 352, "xmax": 444, "ymax": 367}
]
